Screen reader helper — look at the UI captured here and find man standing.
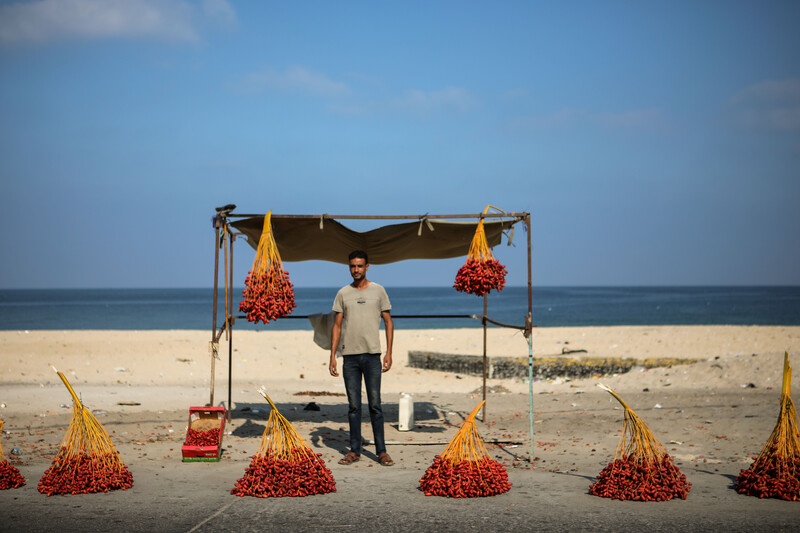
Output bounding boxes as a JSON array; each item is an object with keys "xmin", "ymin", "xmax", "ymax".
[{"xmin": 329, "ymin": 250, "xmax": 395, "ymax": 466}]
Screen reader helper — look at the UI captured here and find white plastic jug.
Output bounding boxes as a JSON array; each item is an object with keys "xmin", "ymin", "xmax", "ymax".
[{"xmin": 398, "ymin": 393, "xmax": 414, "ymax": 431}]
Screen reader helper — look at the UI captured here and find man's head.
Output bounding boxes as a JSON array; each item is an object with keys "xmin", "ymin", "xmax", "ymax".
[
  {"xmin": 348, "ymin": 250, "xmax": 369, "ymax": 282},
  {"xmin": 348, "ymin": 250, "xmax": 368, "ymax": 264}
]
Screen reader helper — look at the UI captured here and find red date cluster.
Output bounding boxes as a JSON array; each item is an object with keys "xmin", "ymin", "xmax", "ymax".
[
  {"xmin": 419, "ymin": 456, "xmax": 511, "ymax": 498},
  {"xmin": 38, "ymin": 453, "xmax": 133, "ymax": 496},
  {"xmin": 231, "ymin": 452, "xmax": 336, "ymax": 498},
  {"xmin": 0, "ymin": 460, "xmax": 25, "ymax": 489},
  {"xmin": 735, "ymin": 454, "xmax": 800, "ymax": 501},
  {"xmin": 453, "ymin": 258, "xmax": 507, "ymax": 297},
  {"xmin": 589, "ymin": 455, "xmax": 691, "ymax": 501},
  {"xmin": 240, "ymin": 265, "xmax": 296, "ymax": 324},
  {"xmin": 185, "ymin": 428, "xmax": 220, "ymax": 447}
]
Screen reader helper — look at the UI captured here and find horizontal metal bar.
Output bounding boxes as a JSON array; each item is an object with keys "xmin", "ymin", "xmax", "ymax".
[
  {"xmin": 483, "ymin": 315, "xmax": 526, "ymax": 331},
  {"xmin": 232, "ymin": 313, "xmax": 524, "ymax": 329},
  {"xmin": 235, "ymin": 314, "xmax": 479, "ymax": 320},
  {"xmin": 224, "ymin": 213, "xmax": 527, "ymax": 220},
  {"xmin": 393, "ymin": 314, "xmax": 479, "ymax": 319}
]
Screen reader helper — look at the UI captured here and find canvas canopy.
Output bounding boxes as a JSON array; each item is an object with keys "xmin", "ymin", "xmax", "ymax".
[{"xmin": 231, "ymin": 216, "xmax": 518, "ymax": 264}]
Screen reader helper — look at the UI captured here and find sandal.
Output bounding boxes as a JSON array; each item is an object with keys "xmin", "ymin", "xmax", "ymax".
[
  {"xmin": 378, "ymin": 452, "xmax": 394, "ymax": 466},
  {"xmin": 338, "ymin": 452, "xmax": 360, "ymax": 465}
]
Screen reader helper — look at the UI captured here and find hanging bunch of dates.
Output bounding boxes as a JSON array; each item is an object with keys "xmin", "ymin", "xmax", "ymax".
[
  {"xmin": 239, "ymin": 211, "xmax": 296, "ymax": 324},
  {"xmin": 454, "ymin": 206, "xmax": 507, "ymax": 297}
]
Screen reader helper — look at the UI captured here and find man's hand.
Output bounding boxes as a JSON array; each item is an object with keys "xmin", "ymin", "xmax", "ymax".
[
  {"xmin": 330, "ymin": 312, "xmax": 342, "ymax": 377},
  {"xmin": 381, "ymin": 310, "xmax": 393, "ymax": 373}
]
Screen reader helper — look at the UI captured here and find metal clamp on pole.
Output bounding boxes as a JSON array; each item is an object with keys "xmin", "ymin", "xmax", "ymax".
[{"xmin": 214, "ymin": 204, "xmax": 236, "ymax": 229}]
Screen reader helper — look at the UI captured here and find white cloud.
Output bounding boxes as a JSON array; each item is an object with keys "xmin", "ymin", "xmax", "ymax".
[
  {"xmin": 730, "ymin": 79, "xmax": 800, "ymax": 105},
  {"xmin": 232, "ymin": 66, "xmax": 351, "ymax": 97},
  {"xmin": 391, "ymin": 87, "xmax": 475, "ymax": 114},
  {"xmin": 507, "ymin": 108, "xmax": 584, "ymax": 129},
  {"xmin": 507, "ymin": 108, "xmax": 665, "ymax": 131},
  {"xmin": 728, "ymin": 79, "xmax": 800, "ymax": 132},
  {"xmin": 330, "ymin": 86, "xmax": 476, "ymax": 117},
  {"xmin": 231, "ymin": 68, "xmax": 474, "ymax": 117},
  {"xmin": 201, "ymin": 0, "xmax": 235, "ymax": 28},
  {"xmin": 0, "ymin": 0, "xmax": 236, "ymax": 45}
]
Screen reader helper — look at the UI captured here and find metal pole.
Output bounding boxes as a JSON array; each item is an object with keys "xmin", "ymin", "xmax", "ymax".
[
  {"xmin": 482, "ymin": 293, "xmax": 488, "ymax": 422},
  {"xmin": 211, "ymin": 215, "xmax": 222, "ymax": 407},
  {"xmin": 228, "ymin": 229, "xmax": 234, "ymax": 420},
  {"xmin": 526, "ymin": 213, "xmax": 534, "ymax": 463}
]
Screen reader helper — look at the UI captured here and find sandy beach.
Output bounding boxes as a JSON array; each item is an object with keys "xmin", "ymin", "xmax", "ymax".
[
  {"xmin": 1, "ymin": 326, "xmax": 799, "ymax": 531},
  {"xmin": 4, "ymin": 325, "xmax": 798, "ymax": 395}
]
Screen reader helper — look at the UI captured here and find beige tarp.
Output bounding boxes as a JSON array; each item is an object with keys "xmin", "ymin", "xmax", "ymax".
[{"xmin": 231, "ymin": 216, "xmax": 518, "ymax": 264}]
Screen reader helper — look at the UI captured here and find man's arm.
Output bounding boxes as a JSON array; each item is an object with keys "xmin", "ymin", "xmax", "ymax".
[
  {"xmin": 329, "ymin": 312, "xmax": 343, "ymax": 377},
  {"xmin": 382, "ymin": 310, "xmax": 393, "ymax": 373}
]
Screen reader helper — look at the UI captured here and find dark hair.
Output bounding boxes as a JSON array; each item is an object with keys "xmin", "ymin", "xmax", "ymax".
[{"xmin": 349, "ymin": 250, "xmax": 369, "ymax": 263}]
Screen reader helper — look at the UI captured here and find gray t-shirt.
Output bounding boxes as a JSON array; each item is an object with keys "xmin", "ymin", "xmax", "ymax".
[{"xmin": 332, "ymin": 282, "xmax": 391, "ymax": 356}]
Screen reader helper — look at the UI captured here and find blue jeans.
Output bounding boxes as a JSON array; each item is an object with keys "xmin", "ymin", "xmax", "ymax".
[{"xmin": 342, "ymin": 353, "xmax": 385, "ymax": 455}]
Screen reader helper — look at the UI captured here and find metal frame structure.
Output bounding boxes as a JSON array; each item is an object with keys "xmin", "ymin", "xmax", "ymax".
[{"xmin": 209, "ymin": 209, "xmax": 536, "ymax": 460}]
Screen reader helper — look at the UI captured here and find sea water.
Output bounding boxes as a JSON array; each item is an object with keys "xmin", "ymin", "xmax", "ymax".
[{"xmin": 0, "ymin": 286, "xmax": 798, "ymax": 331}]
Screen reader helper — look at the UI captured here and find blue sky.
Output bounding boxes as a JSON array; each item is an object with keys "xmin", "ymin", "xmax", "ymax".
[{"xmin": 1, "ymin": 0, "xmax": 798, "ymax": 289}]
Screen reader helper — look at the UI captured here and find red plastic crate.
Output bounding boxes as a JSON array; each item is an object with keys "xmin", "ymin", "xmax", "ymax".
[{"xmin": 181, "ymin": 406, "xmax": 226, "ymax": 462}]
